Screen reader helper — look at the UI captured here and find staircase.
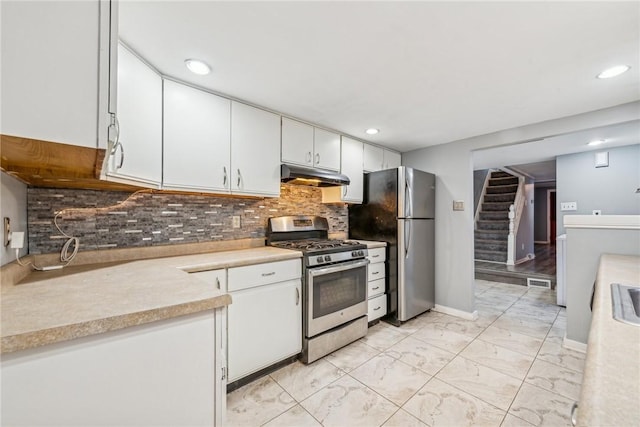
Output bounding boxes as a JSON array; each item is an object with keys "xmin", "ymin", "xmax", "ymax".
[{"xmin": 474, "ymin": 170, "xmax": 518, "ymax": 263}]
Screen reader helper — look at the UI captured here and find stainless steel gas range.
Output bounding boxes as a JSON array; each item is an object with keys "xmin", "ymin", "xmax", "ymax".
[{"xmin": 267, "ymin": 216, "xmax": 369, "ymax": 363}]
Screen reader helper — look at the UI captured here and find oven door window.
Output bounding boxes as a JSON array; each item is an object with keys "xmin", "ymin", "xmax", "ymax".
[{"xmin": 312, "ymin": 265, "xmax": 367, "ymax": 318}]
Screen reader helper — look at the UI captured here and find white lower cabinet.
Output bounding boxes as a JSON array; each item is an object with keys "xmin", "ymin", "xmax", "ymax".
[
  {"xmin": 368, "ymin": 294, "xmax": 387, "ymax": 320},
  {"xmin": 366, "ymin": 247, "xmax": 387, "ymax": 322},
  {"xmin": 1, "ymin": 310, "xmax": 227, "ymax": 426},
  {"xmin": 227, "ymin": 279, "xmax": 302, "ymax": 382},
  {"xmin": 227, "ymin": 259, "xmax": 302, "ymax": 382}
]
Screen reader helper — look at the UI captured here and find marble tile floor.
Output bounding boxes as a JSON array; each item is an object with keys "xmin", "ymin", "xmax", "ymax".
[{"xmin": 227, "ymin": 280, "xmax": 584, "ymax": 427}]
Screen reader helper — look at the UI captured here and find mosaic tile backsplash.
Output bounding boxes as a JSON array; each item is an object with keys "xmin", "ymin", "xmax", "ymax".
[{"xmin": 27, "ymin": 184, "xmax": 348, "ymax": 255}]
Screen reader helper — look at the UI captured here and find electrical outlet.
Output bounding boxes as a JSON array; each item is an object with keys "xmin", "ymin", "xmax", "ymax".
[
  {"xmin": 560, "ymin": 202, "xmax": 577, "ymax": 211},
  {"xmin": 3, "ymin": 217, "xmax": 10, "ymax": 247},
  {"xmin": 232, "ymin": 216, "xmax": 241, "ymax": 228}
]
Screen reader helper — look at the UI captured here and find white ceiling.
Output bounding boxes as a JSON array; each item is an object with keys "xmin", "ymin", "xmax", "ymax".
[
  {"xmin": 507, "ymin": 160, "xmax": 557, "ymax": 182},
  {"xmin": 119, "ymin": 1, "xmax": 639, "ymax": 152}
]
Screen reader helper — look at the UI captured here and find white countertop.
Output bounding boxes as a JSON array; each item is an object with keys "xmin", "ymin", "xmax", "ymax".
[
  {"xmin": 577, "ymin": 254, "xmax": 640, "ymax": 426},
  {"xmin": 564, "ymin": 214, "xmax": 640, "ymax": 229},
  {"xmin": 1, "ymin": 247, "xmax": 301, "ymax": 354},
  {"xmin": 347, "ymin": 239, "xmax": 387, "ymax": 249}
]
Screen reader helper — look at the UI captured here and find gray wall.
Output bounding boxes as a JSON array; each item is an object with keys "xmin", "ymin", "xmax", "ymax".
[
  {"xmin": 402, "ymin": 101, "xmax": 638, "ymax": 315},
  {"xmin": 515, "ymin": 180, "xmax": 535, "ymax": 261},
  {"xmin": 473, "ymin": 169, "xmax": 489, "ymax": 214},
  {"xmin": 566, "ymin": 226, "xmax": 640, "ymax": 343},
  {"xmin": 1, "ymin": 172, "xmax": 28, "ymax": 265},
  {"xmin": 556, "ymin": 144, "xmax": 640, "ymax": 235}
]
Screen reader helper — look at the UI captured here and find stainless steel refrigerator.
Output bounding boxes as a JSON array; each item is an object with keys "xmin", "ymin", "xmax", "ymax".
[{"xmin": 349, "ymin": 166, "xmax": 435, "ymax": 325}]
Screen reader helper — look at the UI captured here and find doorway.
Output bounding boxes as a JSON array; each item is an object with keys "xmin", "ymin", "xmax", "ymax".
[{"xmin": 548, "ymin": 189, "xmax": 556, "ymax": 245}]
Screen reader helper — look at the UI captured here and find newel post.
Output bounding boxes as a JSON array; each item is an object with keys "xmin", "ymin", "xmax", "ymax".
[{"xmin": 507, "ymin": 204, "xmax": 515, "ymax": 266}]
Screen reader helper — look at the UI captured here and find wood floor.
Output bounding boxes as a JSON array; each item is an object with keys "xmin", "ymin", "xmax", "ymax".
[{"xmin": 475, "ymin": 244, "xmax": 556, "ymax": 286}]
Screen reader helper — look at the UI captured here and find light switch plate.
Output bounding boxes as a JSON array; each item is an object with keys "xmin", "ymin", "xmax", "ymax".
[
  {"xmin": 232, "ymin": 216, "xmax": 241, "ymax": 228},
  {"xmin": 453, "ymin": 200, "xmax": 464, "ymax": 211},
  {"xmin": 560, "ymin": 202, "xmax": 577, "ymax": 211}
]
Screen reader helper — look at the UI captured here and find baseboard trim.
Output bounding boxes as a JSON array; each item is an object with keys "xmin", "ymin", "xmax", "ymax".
[
  {"xmin": 563, "ymin": 334, "xmax": 587, "ymax": 354},
  {"xmin": 515, "ymin": 254, "xmax": 535, "ymax": 265},
  {"xmin": 434, "ymin": 305, "xmax": 478, "ymax": 321},
  {"xmin": 534, "ymin": 240, "xmax": 549, "ymax": 244}
]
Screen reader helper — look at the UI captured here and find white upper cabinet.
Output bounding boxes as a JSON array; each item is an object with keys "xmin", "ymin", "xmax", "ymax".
[
  {"xmin": 231, "ymin": 102, "xmax": 281, "ymax": 197},
  {"xmin": 364, "ymin": 144, "xmax": 401, "ymax": 172},
  {"xmin": 313, "ymin": 128, "xmax": 341, "ymax": 171},
  {"xmin": 163, "ymin": 80, "xmax": 231, "ymax": 192},
  {"xmin": 281, "ymin": 118, "xmax": 314, "ymax": 167},
  {"xmin": 383, "ymin": 149, "xmax": 402, "ymax": 169},
  {"xmin": 363, "ymin": 144, "xmax": 384, "ymax": 172},
  {"xmin": 281, "ymin": 119, "xmax": 341, "ymax": 172},
  {"xmin": 105, "ymin": 44, "xmax": 162, "ymax": 187},
  {"xmin": 1, "ymin": 0, "xmax": 114, "ymax": 149},
  {"xmin": 322, "ymin": 136, "xmax": 363, "ymax": 203}
]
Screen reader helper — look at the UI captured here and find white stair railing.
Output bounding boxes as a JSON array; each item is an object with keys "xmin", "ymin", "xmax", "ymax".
[{"xmin": 506, "ymin": 176, "xmax": 526, "ymax": 266}]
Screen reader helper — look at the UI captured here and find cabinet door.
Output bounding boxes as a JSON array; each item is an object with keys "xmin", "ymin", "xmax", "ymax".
[
  {"xmin": 341, "ymin": 137, "xmax": 364, "ymax": 203},
  {"xmin": 313, "ymin": 128, "xmax": 341, "ymax": 172},
  {"xmin": 227, "ymin": 279, "xmax": 302, "ymax": 381},
  {"xmin": 383, "ymin": 150, "xmax": 402, "ymax": 169},
  {"xmin": 231, "ymin": 102, "xmax": 281, "ymax": 197},
  {"xmin": 1, "ymin": 1, "xmax": 101, "ymax": 148},
  {"xmin": 281, "ymin": 117, "xmax": 314, "ymax": 167},
  {"xmin": 363, "ymin": 144, "xmax": 384, "ymax": 172},
  {"xmin": 163, "ymin": 80, "xmax": 231, "ymax": 192},
  {"xmin": 108, "ymin": 44, "xmax": 162, "ymax": 187}
]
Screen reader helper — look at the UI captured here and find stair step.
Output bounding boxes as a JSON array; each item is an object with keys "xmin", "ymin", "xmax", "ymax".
[
  {"xmin": 486, "ymin": 184, "xmax": 519, "ymax": 194},
  {"xmin": 484, "ymin": 193, "xmax": 517, "ymax": 203},
  {"xmin": 489, "ymin": 177, "xmax": 519, "ymax": 186},
  {"xmin": 482, "ymin": 202, "xmax": 512, "ymax": 211},
  {"xmin": 475, "ymin": 239, "xmax": 508, "ymax": 251},
  {"xmin": 490, "ymin": 171, "xmax": 513, "ymax": 179},
  {"xmin": 474, "ymin": 249, "xmax": 507, "ymax": 263},
  {"xmin": 479, "ymin": 211, "xmax": 508, "ymax": 220},
  {"xmin": 475, "ymin": 230, "xmax": 508, "ymax": 241},
  {"xmin": 477, "ymin": 220, "xmax": 509, "ymax": 230}
]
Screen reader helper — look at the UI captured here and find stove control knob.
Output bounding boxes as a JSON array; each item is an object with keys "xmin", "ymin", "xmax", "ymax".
[
  {"xmin": 358, "ymin": 250, "xmax": 365, "ymax": 256},
  {"xmin": 316, "ymin": 256, "xmax": 324, "ymax": 263},
  {"xmin": 351, "ymin": 251, "xmax": 357, "ymax": 257},
  {"xmin": 324, "ymin": 255, "xmax": 331, "ymax": 262}
]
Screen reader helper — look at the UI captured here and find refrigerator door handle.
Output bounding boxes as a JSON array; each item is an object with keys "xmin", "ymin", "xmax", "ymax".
[
  {"xmin": 405, "ymin": 220, "xmax": 412, "ymax": 259},
  {"xmin": 405, "ymin": 177, "xmax": 413, "ymax": 218}
]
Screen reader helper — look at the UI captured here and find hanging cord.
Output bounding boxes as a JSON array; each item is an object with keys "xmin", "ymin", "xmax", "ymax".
[{"xmin": 16, "ymin": 189, "xmax": 153, "ymax": 271}]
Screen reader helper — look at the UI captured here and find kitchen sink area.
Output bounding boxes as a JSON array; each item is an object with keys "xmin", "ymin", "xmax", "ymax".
[{"xmin": 611, "ymin": 283, "xmax": 640, "ymax": 326}]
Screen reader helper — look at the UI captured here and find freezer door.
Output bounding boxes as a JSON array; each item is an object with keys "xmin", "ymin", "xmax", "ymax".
[
  {"xmin": 397, "ymin": 219, "xmax": 435, "ymax": 321},
  {"xmin": 398, "ymin": 167, "xmax": 435, "ymax": 219}
]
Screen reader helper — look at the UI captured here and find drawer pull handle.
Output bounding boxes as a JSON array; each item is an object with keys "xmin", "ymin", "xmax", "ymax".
[
  {"xmin": 374, "ymin": 306, "xmax": 381, "ymax": 311},
  {"xmin": 372, "ymin": 271, "xmax": 380, "ymax": 275},
  {"xmin": 372, "ymin": 286, "xmax": 380, "ymax": 290},
  {"xmin": 372, "ymin": 254, "xmax": 380, "ymax": 258},
  {"xmin": 261, "ymin": 272, "xmax": 276, "ymax": 277},
  {"xmin": 215, "ymin": 277, "xmax": 221, "ymax": 290},
  {"xmin": 295, "ymin": 287, "xmax": 300, "ymax": 305}
]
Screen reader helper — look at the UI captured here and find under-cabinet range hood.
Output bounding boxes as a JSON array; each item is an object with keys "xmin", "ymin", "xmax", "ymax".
[{"xmin": 280, "ymin": 164, "xmax": 350, "ymax": 187}]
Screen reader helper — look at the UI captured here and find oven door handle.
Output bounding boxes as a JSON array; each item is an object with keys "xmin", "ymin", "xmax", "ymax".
[{"xmin": 308, "ymin": 258, "xmax": 369, "ymax": 276}]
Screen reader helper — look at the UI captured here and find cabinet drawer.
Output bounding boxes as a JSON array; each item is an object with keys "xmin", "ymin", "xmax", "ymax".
[
  {"xmin": 189, "ymin": 269, "xmax": 227, "ymax": 292},
  {"xmin": 228, "ymin": 259, "xmax": 301, "ymax": 292},
  {"xmin": 368, "ymin": 278, "xmax": 385, "ymax": 298},
  {"xmin": 367, "ymin": 247, "xmax": 386, "ymax": 263},
  {"xmin": 368, "ymin": 262, "xmax": 385, "ymax": 281},
  {"xmin": 368, "ymin": 294, "xmax": 387, "ymax": 321}
]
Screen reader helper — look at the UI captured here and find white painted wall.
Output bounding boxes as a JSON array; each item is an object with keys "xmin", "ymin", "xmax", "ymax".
[
  {"xmin": 0, "ymin": 172, "xmax": 28, "ymax": 265},
  {"xmin": 556, "ymin": 144, "xmax": 640, "ymax": 235},
  {"xmin": 403, "ymin": 101, "xmax": 639, "ymax": 315}
]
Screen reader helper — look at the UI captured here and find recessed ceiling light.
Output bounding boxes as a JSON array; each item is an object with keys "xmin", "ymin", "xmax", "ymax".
[
  {"xmin": 184, "ymin": 59, "xmax": 211, "ymax": 75},
  {"xmin": 588, "ymin": 139, "xmax": 606, "ymax": 146},
  {"xmin": 596, "ymin": 65, "xmax": 630, "ymax": 79},
  {"xmin": 365, "ymin": 128, "xmax": 379, "ymax": 135}
]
